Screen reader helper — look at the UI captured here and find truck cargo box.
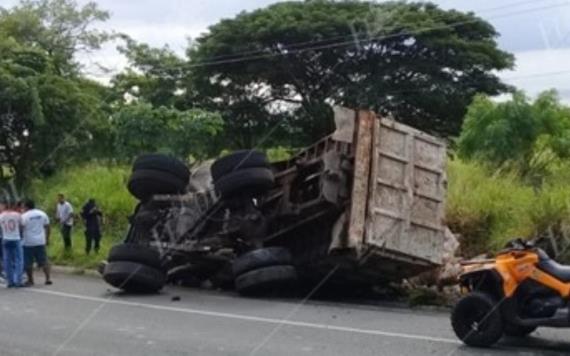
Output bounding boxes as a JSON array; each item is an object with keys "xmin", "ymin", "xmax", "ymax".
[{"xmin": 336, "ymin": 108, "xmax": 447, "ymax": 280}]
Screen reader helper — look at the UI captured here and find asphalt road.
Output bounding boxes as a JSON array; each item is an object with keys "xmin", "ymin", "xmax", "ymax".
[{"xmin": 0, "ymin": 273, "xmax": 569, "ymax": 356}]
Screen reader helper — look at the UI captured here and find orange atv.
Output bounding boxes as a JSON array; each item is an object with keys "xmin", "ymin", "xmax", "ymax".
[{"xmin": 451, "ymin": 238, "xmax": 570, "ymax": 347}]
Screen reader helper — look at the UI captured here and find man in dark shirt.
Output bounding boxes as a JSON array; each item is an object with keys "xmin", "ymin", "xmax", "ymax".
[{"xmin": 80, "ymin": 199, "xmax": 103, "ymax": 255}]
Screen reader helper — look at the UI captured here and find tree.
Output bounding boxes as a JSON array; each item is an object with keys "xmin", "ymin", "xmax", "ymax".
[
  {"xmin": 0, "ymin": 0, "xmax": 111, "ymax": 76},
  {"xmin": 111, "ymin": 36, "xmax": 187, "ymax": 108},
  {"xmin": 457, "ymin": 90, "xmax": 570, "ymax": 181},
  {"xmin": 113, "ymin": 103, "xmax": 224, "ymax": 161},
  {"xmin": 0, "ymin": 1, "xmax": 112, "ymax": 186},
  {"xmin": 188, "ymin": 1, "xmax": 513, "ymax": 146}
]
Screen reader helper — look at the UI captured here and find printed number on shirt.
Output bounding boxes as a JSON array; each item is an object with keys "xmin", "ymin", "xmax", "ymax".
[{"xmin": 1, "ymin": 219, "xmax": 17, "ymax": 233}]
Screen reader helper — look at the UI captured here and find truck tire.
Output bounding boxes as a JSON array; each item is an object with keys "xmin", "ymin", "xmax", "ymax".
[
  {"xmin": 103, "ymin": 261, "xmax": 166, "ymax": 294},
  {"xmin": 451, "ymin": 292, "xmax": 503, "ymax": 347},
  {"xmin": 232, "ymin": 247, "xmax": 292, "ymax": 276},
  {"xmin": 503, "ymin": 324, "xmax": 537, "ymax": 337},
  {"xmin": 235, "ymin": 265, "xmax": 297, "ymax": 296},
  {"xmin": 214, "ymin": 167, "xmax": 274, "ymax": 198},
  {"xmin": 127, "ymin": 169, "xmax": 187, "ymax": 200},
  {"xmin": 210, "ymin": 263, "xmax": 235, "ymax": 290},
  {"xmin": 133, "ymin": 154, "xmax": 190, "ymax": 181},
  {"xmin": 132, "ymin": 209, "xmax": 161, "ymax": 228},
  {"xmin": 107, "ymin": 244, "xmax": 163, "ymax": 269},
  {"xmin": 211, "ymin": 150, "xmax": 269, "ymax": 182}
]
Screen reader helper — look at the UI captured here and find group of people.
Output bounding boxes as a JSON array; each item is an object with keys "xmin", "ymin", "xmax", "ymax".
[
  {"xmin": 0, "ymin": 193, "xmax": 103, "ymax": 288},
  {"xmin": 0, "ymin": 199, "xmax": 51, "ymax": 288}
]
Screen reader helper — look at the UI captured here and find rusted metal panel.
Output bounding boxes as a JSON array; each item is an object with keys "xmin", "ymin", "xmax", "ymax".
[
  {"xmin": 364, "ymin": 117, "xmax": 447, "ymax": 265},
  {"xmin": 345, "ymin": 110, "xmax": 374, "ymax": 250}
]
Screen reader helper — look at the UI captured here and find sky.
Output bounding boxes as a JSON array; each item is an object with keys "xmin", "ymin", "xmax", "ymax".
[{"xmin": 3, "ymin": 0, "xmax": 570, "ymax": 100}]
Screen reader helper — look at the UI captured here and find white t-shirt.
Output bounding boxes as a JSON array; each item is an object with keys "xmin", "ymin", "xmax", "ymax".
[
  {"xmin": 56, "ymin": 201, "xmax": 74, "ymax": 226},
  {"xmin": 21, "ymin": 209, "xmax": 50, "ymax": 247},
  {"xmin": 0, "ymin": 211, "xmax": 22, "ymax": 241}
]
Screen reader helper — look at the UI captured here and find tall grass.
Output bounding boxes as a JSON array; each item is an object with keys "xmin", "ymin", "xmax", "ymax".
[
  {"xmin": 446, "ymin": 160, "xmax": 535, "ymax": 256},
  {"xmin": 447, "ymin": 160, "xmax": 570, "ymax": 261},
  {"xmin": 28, "ymin": 163, "xmax": 136, "ymax": 268}
]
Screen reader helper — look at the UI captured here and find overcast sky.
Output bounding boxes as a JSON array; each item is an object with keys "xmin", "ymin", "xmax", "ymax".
[{"xmin": 3, "ymin": 0, "xmax": 570, "ymax": 100}]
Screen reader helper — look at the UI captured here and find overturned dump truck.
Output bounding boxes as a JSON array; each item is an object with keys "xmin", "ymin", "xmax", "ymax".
[{"xmin": 102, "ymin": 108, "xmax": 448, "ymax": 295}]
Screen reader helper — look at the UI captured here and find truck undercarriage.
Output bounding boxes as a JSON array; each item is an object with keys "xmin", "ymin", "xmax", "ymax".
[{"xmin": 103, "ymin": 108, "xmax": 448, "ymax": 295}]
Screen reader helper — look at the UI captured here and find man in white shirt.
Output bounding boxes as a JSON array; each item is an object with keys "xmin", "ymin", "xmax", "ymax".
[
  {"xmin": 55, "ymin": 193, "xmax": 73, "ymax": 251},
  {"xmin": 21, "ymin": 199, "xmax": 52, "ymax": 286},
  {"xmin": 0, "ymin": 200, "xmax": 23, "ymax": 288}
]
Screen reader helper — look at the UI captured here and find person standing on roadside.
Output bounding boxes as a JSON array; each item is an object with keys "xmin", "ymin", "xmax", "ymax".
[
  {"xmin": 0, "ymin": 200, "xmax": 23, "ymax": 288},
  {"xmin": 55, "ymin": 193, "xmax": 73, "ymax": 251},
  {"xmin": 21, "ymin": 199, "xmax": 52, "ymax": 286},
  {"xmin": 81, "ymin": 199, "xmax": 103, "ymax": 255}
]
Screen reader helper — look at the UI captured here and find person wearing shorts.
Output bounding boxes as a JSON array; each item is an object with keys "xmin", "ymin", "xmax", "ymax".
[{"xmin": 21, "ymin": 199, "xmax": 52, "ymax": 286}]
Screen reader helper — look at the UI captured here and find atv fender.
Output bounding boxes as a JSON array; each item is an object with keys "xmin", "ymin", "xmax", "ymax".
[{"xmin": 460, "ymin": 269, "xmax": 505, "ymax": 300}]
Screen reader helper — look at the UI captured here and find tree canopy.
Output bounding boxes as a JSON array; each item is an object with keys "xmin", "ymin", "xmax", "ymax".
[
  {"xmin": 1, "ymin": 0, "xmax": 520, "ymax": 187},
  {"xmin": 457, "ymin": 90, "xmax": 570, "ymax": 181},
  {"xmin": 0, "ymin": 0, "xmax": 111, "ymax": 76},
  {"xmin": 189, "ymin": 1, "xmax": 514, "ymax": 146},
  {"xmin": 113, "ymin": 103, "xmax": 224, "ymax": 160}
]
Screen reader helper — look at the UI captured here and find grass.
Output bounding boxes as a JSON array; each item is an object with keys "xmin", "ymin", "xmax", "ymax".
[
  {"xmin": 447, "ymin": 160, "xmax": 570, "ymax": 261},
  {"xmin": 446, "ymin": 160, "xmax": 535, "ymax": 256},
  {"xmin": 28, "ymin": 163, "xmax": 136, "ymax": 269}
]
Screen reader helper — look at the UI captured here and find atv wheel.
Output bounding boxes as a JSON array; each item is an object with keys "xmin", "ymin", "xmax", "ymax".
[
  {"xmin": 211, "ymin": 150, "xmax": 269, "ymax": 182},
  {"xmin": 451, "ymin": 292, "xmax": 503, "ymax": 347},
  {"xmin": 133, "ymin": 153, "xmax": 190, "ymax": 181},
  {"xmin": 232, "ymin": 247, "xmax": 292, "ymax": 276},
  {"xmin": 127, "ymin": 169, "xmax": 187, "ymax": 200},
  {"xmin": 235, "ymin": 265, "xmax": 297, "ymax": 296},
  {"xmin": 103, "ymin": 261, "xmax": 166, "ymax": 294},
  {"xmin": 214, "ymin": 167, "xmax": 274, "ymax": 198},
  {"xmin": 107, "ymin": 244, "xmax": 163, "ymax": 269},
  {"xmin": 503, "ymin": 324, "xmax": 537, "ymax": 337}
]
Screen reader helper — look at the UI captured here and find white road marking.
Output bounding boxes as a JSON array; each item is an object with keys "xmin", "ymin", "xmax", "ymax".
[{"xmin": 24, "ymin": 287, "xmax": 460, "ymax": 345}]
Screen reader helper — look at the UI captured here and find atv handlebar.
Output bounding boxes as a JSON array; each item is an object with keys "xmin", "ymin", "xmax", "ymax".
[{"xmin": 504, "ymin": 238, "xmax": 534, "ymax": 250}]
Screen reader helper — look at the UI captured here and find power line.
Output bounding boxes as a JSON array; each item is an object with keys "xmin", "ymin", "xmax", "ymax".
[
  {"xmin": 183, "ymin": 1, "xmax": 569, "ymax": 69},
  {"xmin": 502, "ymin": 69, "xmax": 570, "ymax": 81}
]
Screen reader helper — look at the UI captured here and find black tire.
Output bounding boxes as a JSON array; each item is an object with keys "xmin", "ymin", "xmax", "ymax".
[
  {"xmin": 451, "ymin": 292, "xmax": 504, "ymax": 347},
  {"xmin": 211, "ymin": 150, "xmax": 269, "ymax": 182},
  {"xmin": 132, "ymin": 209, "xmax": 161, "ymax": 228},
  {"xmin": 233, "ymin": 247, "xmax": 292, "ymax": 276},
  {"xmin": 103, "ymin": 261, "xmax": 166, "ymax": 294},
  {"xmin": 97, "ymin": 260, "xmax": 108, "ymax": 276},
  {"xmin": 210, "ymin": 262, "xmax": 235, "ymax": 290},
  {"xmin": 107, "ymin": 244, "xmax": 163, "ymax": 269},
  {"xmin": 133, "ymin": 154, "xmax": 190, "ymax": 181},
  {"xmin": 235, "ymin": 265, "xmax": 297, "ymax": 296},
  {"xmin": 127, "ymin": 169, "xmax": 187, "ymax": 200},
  {"xmin": 214, "ymin": 167, "xmax": 274, "ymax": 198},
  {"xmin": 503, "ymin": 324, "xmax": 537, "ymax": 337}
]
